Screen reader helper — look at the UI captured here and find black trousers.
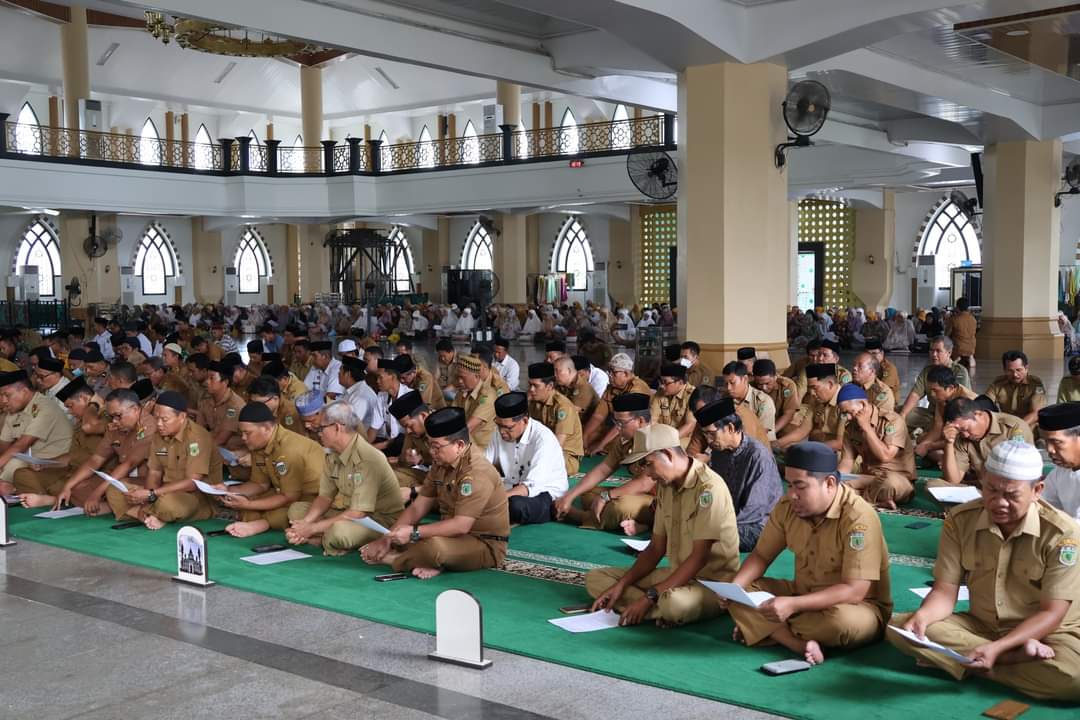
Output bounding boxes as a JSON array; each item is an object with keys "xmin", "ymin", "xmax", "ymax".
[
  {"xmin": 737, "ymin": 522, "xmax": 766, "ymax": 553},
  {"xmin": 381, "ymin": 434, "xmax": 405, "ymax": 458},
  {"xmin": 509, "ymin": 492, "xmax": 554, "ymax": 525}
]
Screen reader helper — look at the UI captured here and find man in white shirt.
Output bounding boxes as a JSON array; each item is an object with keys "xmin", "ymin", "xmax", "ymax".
[
  {"xmin": 92, "ymin": 317, "xmax": 115, "ymax": 361},
  {"xmin": 1038, "ymin": 402, "xmax": 1080, "ymax": 519},
  {"xmin": 588, "ymin": 361, "xmax": 609, "ymax": 398},
  {"xmin": 375, "ymin": 354, "xmax": 413, "ymax": 452},
  {"xmin": 339, "ymin": 355, "xmax": 382, "ymax": 443},
  {"xmin": 486, "ymin": 392, "xmax": 568, "ymax": 525},
  {"xmin": 135, "ymin": 322, "xmax": 154, "ymax": 357},
  {"xmin": 306, "ymin": 340, "xmax": 345, "ymax": 398},
  {"xmin": 493, "ymin": 338, "xmax": 520, "ymax": 391}
]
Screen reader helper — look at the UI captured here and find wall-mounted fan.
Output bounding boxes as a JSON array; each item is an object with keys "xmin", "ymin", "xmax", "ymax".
[
  {"xmin": 775, "ymin": 80, "xmax": 831, "ymax": 169},
  {"xmin": 1055, "ymin": 157, "xmax": 1080, "ymax": 207},
  {"xmin": 83, "ymin": 215, "xmax": 121, "ymax": 259},
  {"xmin": 627, "ymin": 148, "xmax": 677, "ymax": 200},
  {"xmin": 950, "ymin": 189, "xmax": 980, "ymax": 218}
]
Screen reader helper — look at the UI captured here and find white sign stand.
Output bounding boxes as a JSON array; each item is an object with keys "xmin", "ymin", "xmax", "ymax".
[
  {"xmin": 173, "ymin": 525, "xmax": 214, "ymax": 587},
  {"xmin": 0, "ymin": 498, "xmax": 16, "ymax": 547},
  {"xmin": 428, "ymin": 589, "xmax": 492, "ymax": 669}
]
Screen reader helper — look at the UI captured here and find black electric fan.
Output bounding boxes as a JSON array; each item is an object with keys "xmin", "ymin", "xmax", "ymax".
[
  {"xmin": 774, "ymin": 80, "xmax": 831, "ymax": 169},
  {"xmin": 627, "ymin": 148, "xmax": 678, "ymax": 200}
]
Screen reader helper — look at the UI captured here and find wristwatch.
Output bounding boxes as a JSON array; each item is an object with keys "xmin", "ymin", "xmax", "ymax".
[
  {"xmin": 410, "ymin": 525, "xmax": 422, "ymax": 543},
  {"xmin": 645, "ymin": 587, "xmax": 660, "ymax": 604},
  {"xmin": 147, "ymin": 489, "xmax": 158, "ymax": 504},
  {"xmin": 600, "ymin": 490, "xmax": 612, "ymax": 502}
]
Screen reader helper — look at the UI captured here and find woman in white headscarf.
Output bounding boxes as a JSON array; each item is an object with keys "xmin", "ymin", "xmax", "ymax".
[
  {"xmin": 521, "ymin": 309, "xmax": 542, "ymax": 336},
  {"xmin": 614, "ymin": 308, "xmax": 637, "ymax": 345},
  {"xmin": 499, "ymin": 307, "xmax": 521, "ymax": 339},
  {"xmin": 455, "ymin": 307, "xmax": 477, "ymax": 336},
  {"xmin": 637, "ymin": 309, "xmax": 656, "ymax": 328},
  {"xmin": 439, "ymin": 305, "xmax": 458, "ymax": 337},
  {"xmin": 412, "ymin": 309, "xmax": 430, "ymax": 335}
]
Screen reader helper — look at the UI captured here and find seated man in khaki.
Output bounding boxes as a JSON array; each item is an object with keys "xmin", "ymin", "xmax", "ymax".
[
  {"xmin": 215, "ymin": 402, "xmax": 326, "ymax": 537},
  {"xmin": 889, "ymin": 440, "xmax": 1080, "ymax": 701},
  {"xmin": 913, "ymin": 366, "xmax": 976, "ymax": 463},
  {"xmin": 722, "ymin": 361, "xmax": 775, "ymax": 440},
  {"xmin": 0, "ymin": 369, "xmax": 73, "ymax": 497},
  {"xmin": 984, "ymin": 350, "xmax": 1047, "ymax": 429},
  {"xmin": 849, "ymin": 352, "xmax": 895, "ymax": 414},
  {"xmin": 939, "ymin": 396, "xmax": 1033, "ymax": 487},
  {"xmin": 386, "ymin": 390, "xmax": 434, "ymax": 502},
  {"xmin": 286, "ymin": 401, "xmax": 405, "ymax": 554},
  {"xmin": 554, "ymin": 392, "xmax": 657, "ymax": 535},
  {"xmin": 526, "ymin": 362, "xmax": 584, "ymax": 474},
  {"xmin": 727, "ymin": 442, "xmax": 893, "ymax": 665},
  {"xmin": 554, "ymin": 355, "xmax": 599, "ymax": 425},
  {"xmin": 450, "ymin": 354, "xmax": 497, "ymax": 450},
  {"xmin": 110, "ymin": 391, "xmax": 223, "ymax": 530},
  {"xmin": 587, "ymin": 423, "xmax": 739, "ymax": 627},
  {"xmin": 15, "ymin": 377, "xmax": 105, "ymax": 510},
  {"xmin": 776, "ymin": 364, "xmax": 845, "ymax": 452},
  {"xmin": 836, "ymin": 383, "xmax": 915, "ymax": 509},
  {"xmin": 360, "ymin": 407, "xmax": 510, "ymax": 579},
  {"xmin": 583, "ymin": 352, "xmax": 651, "ymax": 454},
  {"xmin": 651, "ymin": 363, "xmax": 697, "ymax": 440},
  {"xmin": 751, "ymin": 359, "xmax": 799, "ymax": 438},
  {"xmin": 899, "ymin": 336, "xmax": 972, "ymax": 433}
]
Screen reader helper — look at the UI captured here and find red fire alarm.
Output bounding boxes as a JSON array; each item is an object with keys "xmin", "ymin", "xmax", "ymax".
[{"xmin": 568, "ymin": 159, "xmax": 585, "ymax": 168}]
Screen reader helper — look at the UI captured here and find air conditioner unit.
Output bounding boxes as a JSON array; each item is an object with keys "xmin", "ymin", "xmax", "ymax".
[
  {"xmin": 16, "ymin": 266, "xmax": 39, "ymax": 301},
  {"xmin": 120, "ymin": 265, "xmax": 135, "ymax": 306},
  {"xmin": 483, "ymin": 104, "xmax": 503, "ymax": 134},
  {"xmin": 79, "ymin": 98, "xmax": 103, "ymax": 131},
  {"xmin": 225, "ymin": 266, "xmax": 238, "ymax": 305},
  {"xmin": 916, "ymin": 255, "xmax": 936, "ymax": 309}
]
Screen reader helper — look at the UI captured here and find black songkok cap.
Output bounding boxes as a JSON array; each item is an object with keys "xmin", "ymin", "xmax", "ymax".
[
  {"xmin": 805, "ymin": 363, "xmax": 836, "ymax": 380},
  {"xmin": 156, "ymin": 390, "xmax": 187, "ymax": 413},
  {"xmin": 736, "ymin": 347, "xmax": 756, "ymax": 361},
  {"xmin": 55, "ymin": 375, "xmax": 88, "ymax": 401},
  {"xmin": 37, "ymin": 356, "xmax": 64, "ymax": 373},
  {"xmin": 389, "ymin": 390, "xmax": 424, "ymax": 420},
  {"xmin": 262, "ymin": 360, "xmax": 287, "ymax": 379},
  {"xmin": 752, "ymin": 359, "xmax": 777, "ymax": 377},
  {"xmin": 310, "ymin": 340, "xmax": 332, "ymax": 352},
  {"xmin": 131, "ymin": 378, "xmax": 155, "ymax": 401},
  {"xmin": 84, "ymin": 349, "xmax": 105, "ymax": 364},
  {"xmin": 262, "ymin": 352, "xmax": 282, "ymax": 364},
  {"xmin": 425, "ymin": 407, "xmax": 467, "ymax": 438},
  {"xmin": 239, "ymin": 401, "xmax": 275, "ymax": 423},
  {"xmin": 68, "ymin": 348, "xmax": 87, "ymax": 362},
  {"xmin": 494, "ymin": 391, "xmax": 528, "ymax": 419},
  {"xmin": 247, "ymin": 340, "xmax": 264, "ymax": 355},
  {"xmin": 528, "ymin": 362, "xmax": 555, "ymax": 380},
  {"xmin": 207, "ymin": 360, "xmax": 234, "ymax": 378},
  {"xmin": 659, "ymin": 363, "xmax": 687, "ymax": 380},
  {"xmin": 694, "ymin": 398, "xmax": 736, "ymax": 427},
  {"xmin": 341, "ymin": 355, "xmax": 364, "ymax": 371},
  {"xmin": 864, "ymin": 338, "xmax": 882, "ymax": 351},
  {"xmin": 187, "ymin": 352, "xmax": 210, "ymax": 370},
  {"xmin": 545, "ymin": 340, "xmax": 566, "ymax": 353},
  {"xmin": 393, "ymin": 354, "xmax": 415, "ymax": 374},
  {"xmin": 494, "ymin": 337, "xmax": 510, "ymax": 349},
  {"xmin": 786, "ymin": 441, "xmax": 838, "ymax": 474},
  {"xmin": 663, "ymin": 343, "xmax": 682, "ymax": 362},
  {"xmin": 0, "ymin": 370, "xmax": 28, "ymax": 387},
  {"xmin": 820, "ymin": 339, "xmax": 841, "ymax": 353},
  {"xmin": 612, "ymin": 392, "xmax": 650, "ymax": 413},
  {"xmin": 1040, "ymin": 402, "xmax": 1080, "ymax": 432},
  {"xmin": 571, "ymin": 355, "xmax": 591, "ymax": 372}
]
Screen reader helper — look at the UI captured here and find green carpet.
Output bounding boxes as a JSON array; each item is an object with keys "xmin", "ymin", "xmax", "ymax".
[{"xmin": 5, "ymin": 506, "xmax": 1074, "ymax": 719}]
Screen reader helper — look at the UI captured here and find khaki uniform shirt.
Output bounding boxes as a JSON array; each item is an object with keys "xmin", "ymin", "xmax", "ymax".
[
  {"xmin": 290, "ymin": 359, "xmax": 310, "ymax": 384},
  {"xmin": 953, "ymin": 412, "xmax": 1034, "ymax": 478},
  {"xmin": 70, "ymin": 424, "xmax": 105, "ymax": 469},
  {"xmin": 438, "ymin": 357, "xmax": 459, "ymax": 394},
  {"xmin": 650, "ymin": 383, "xmax": 695, "ymax": 430},
  {"xmin": 321, "ymin": 433, "xmax": 404, "ymax": 525},
  {"xmin": 799, "ymin": 390, "xmax": 844, "ymax": 444},
  {"xmin": 486, "ymin": 371, "xmax": 510, "ymax": 397},
  {"xmin": 755, "ymin": 483, "xmax": 893, "ymax": 620},
  {"xmin": 529, "ymin": 391, "xmax": 584, "ymax": 459},
  {"xmin": 594, "ymin": 376, "xmax": 652, "ymax": 425},
  {"xmin": 984, "ymin": 374, "xmax": 1047, "ymax": 419},
  {"xmin": 797, "ymin": 365, "xmax": 853, "ymax": 402},
  {"xmin": 783, "ymin": 355, "xmax": 810, "ymax": 380},
  {"xmin": 948, "ymin": 311, "xmax": 978, "ymax": 357},
  {"xmin": 275, "ymin": 397, "xmax": 300, "ymax": 432},
  {"xmin": 452, "ymin": 382, "xmax": 497, "ymax": 449},
  {"xmin": 686, "ymin": 362, "xmax": 714, "ymax": 389},
  {"xmin": 842, "ymin": 407, "xmax": 915, "ymax": 478},
  {"xmin": 95, "ymin": 421, "xmax": 155, "ymax": 485},
  {"xmin": 1, "ymin": 393, "xmax": 72, "ymax": 458},
  {"xmin": 282, "ymin": 374, "xmax": 308, "ymax": 402},
  {"xmin": 148, "ymin": 420, "xmax": 223, "ymax": 485},
  {"xmin": 250, "ymin": 426, "xmax": 324, "ymax": 501},
  {"xmin": 420, "ymin": 444, "xmax": 510, "ymax": 541},
  {"xmin": 558, "ymin": 376, "xmax": 600, "ymax": 421},
  {"xmin": 762, "ymin": 376, "xmax": 800, "ymax": 420},
  {"xmin": 161, "ymin": 373, "xmax": 193, "ymax": 405},
  {"xmin": 1059, "ymin": 376, "xmax": 1080, "ymax": 404},
  {"xmin": 401, "ymin": 431, "xmax": 433, "ymax": 467},
  {"xmin": 652, "ymin": 459, "xmax": 740, "ymax": 580},
  {"xmin": 410, "ymin": 366, "xmax": 445, "ymax": 410},
  {"xmin": 735, "ymin": 385, "xmax": 776, "ymax": 436},
  {"xmin": 861, "ymin": 378, "xmax": 896, "ymax": 414},
  {"xmin": 911, "ymin": 362, "xmax": 972, "ymax": 403},
  {"xmin": 878, "ymin": 359, "xmax": 902, "ymax": 400},
  {"xmin": 936, "ymin": 499, "xmax": 1080, "ymax": 632},
  {"xmin": 198, "ymin": 390, "xmax": 246, "ymax": 451},
  {"xmin": 600, "ymin": 433, "xmax": 650, "ymax": 481}
]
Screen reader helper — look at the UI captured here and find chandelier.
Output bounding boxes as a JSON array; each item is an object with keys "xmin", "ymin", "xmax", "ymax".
[{"xmin": 144, "ymin": 12, "xmax": 326, "ymax": 58}]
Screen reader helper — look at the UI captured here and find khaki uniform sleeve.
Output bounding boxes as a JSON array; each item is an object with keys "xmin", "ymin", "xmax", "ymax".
[
  {"xmin": 186, "ymin": 433, "xmax": 214, "ymax": 478},
  {"xmin": 250, "ymin": 455, "xmax": 274, "ymax": 491},
  {"xmin": 691, "ymin": 482, "xmax": 735, "ymax": 542},
  {"xmin": 23, "ymin": 404, "xmax": 59, "ymax": 440},
  {"xmin": 933, "ymin": 513, "xmax": 965, "ymax": 585},
  {"xmin": 148, "ymin": 443, "xmax": 165, "ymax": 473},
  {"xmin": 554, "ymin": 402, "xmax": 576, "ymax": 437},
  {"xmin": 840, "ymin": 509, "xmax": 884, "ymax": 582},
  {"xmin": 419, "ymin": 469, "xmax": 438, "ymax": 498},
  {"xmin": 1041, "ymin": 531, "xmax": 1080, "ymax": 602},
  {"xmin": 780, "ymin": 382, "xmax": 800, "ymax": 415},
  {"xmin": 275, "ymin": 455, "xmax": 304, "ymax": 497},
  {"xmin": 349, "ymin": 471, "xmax": 380, "ymax": 513},
  {"xmin": 955, "ymin": 365, "xmax": 972, "ymax": 389},
  {"xmin": 953, "ymin": 441, "xmax": 973, "ymax": 476},
  {"xmin": 454, "ymin": 471, "xmax": 496, "ymax": 519},
  {"xmin": 910, "ymin": 369, "xmax": 928, "ymax": 399},
  {"xmin": 882, "ymin": 417, "xmax": 907, "ymax": 450},
  {"xmin": 1009, "ymin": 420, "xmax": 1034, "ymax": 443},
  {"xmin": 1031, "ymin": 382, "xmax": 1048, "ymax": 412},
  {"xmin": 94, "ymin": 434, "xmax": 118, "ymax": 460},
  {"xmin": 752, "ymin": 505, "xmax": 788, "ymax": 561},
  {"xmin": 319, "ymin": 458, "xmax": 338, "ymax": 498}
]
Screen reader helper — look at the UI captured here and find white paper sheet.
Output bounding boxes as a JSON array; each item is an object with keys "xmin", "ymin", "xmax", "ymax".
[
  {"xmin": 92, "ymin": 470, "xmax": 128, "ymax": 493},
  {"xmin": 193, "ymin": 479, "xmax": 235, "ymax": 496},
  {"xmin": 349, "ymin": 516, "xmax": 390, "ymax": 535},
  {"xmin": 35, "ymin": 507, "xmax": 85, "ymax": 519},
  {"xmin": 218, "ymin": 446, "xmax": 240, "ymax": 466},
  {"xmin": 239, "ymin": 549, "xmax": 311, "ymax": 566},
  {"xmin": 910, "ymin": 585, "xmax": 970, "ymax": 602},
  {"xmin": 621, "ymin": 538, "xmax": 651, "ymax": 552},
  {"xmin": 889, "ymin": 625, "xmax": 974, "ymax": 665},
  {"xmin": 548, "ymin": 610, "xmax": 622, "ymax": 633},
  {"xmin": 13, "ymin": 453, "xmax": 62, "ymax": 466},
  {"xmin": 928, "ymin": 485, "xmax": 981, "ymax": 504},
  {"xmin": 699, "ymin": 580, "xmax": 775, "ymax": 608}
]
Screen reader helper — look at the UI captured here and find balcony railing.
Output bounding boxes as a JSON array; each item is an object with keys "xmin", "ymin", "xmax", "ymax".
[{"xmin": 0, "ymin": 113, "xmax": 674, "ymax": 177}]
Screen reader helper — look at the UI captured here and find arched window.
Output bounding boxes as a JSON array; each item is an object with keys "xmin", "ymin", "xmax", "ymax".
[
  {"xmin": 139, "ymin": 118, "xmax": 161, "ymax": 165},
  {"xmin": 378, "ymin": 130, "xmax": 393, "ymax": 170},
  {"xmin": 15, "ymin": 218, "xmax": 61, "ymax": 298},
  {"xmin": 552, "ymin": 216, "xmax": 594, "ymax": 290},
  {"xmin": 134, "ymin": 223, "xmax": 177, "ymax": 296},
  {"xmin": 918, "ymin": 200, "xmax": 982, "ymax": 289},
  {"xmin": 561, "ymin": 108, "xmax": 579, "ymax": 155},
  {"xmin": 417, "ymin": 125, "xmax": 435, "ymax": 168},
  {"xmin": 611, "ymin": 104, "xmax": 630, "ymax": 149},
  {"xmin": 14, "ymin": 102, "xmax": 41, "ymax": 155},
  {"xmin": 462, "ymin": 119, "xmax": 479, "ymax": 164},
  {"xmin": 293, "ymin": 134, "xmax": 303, "ymax": 148},
  {"xmin": 248, "ymin": 129, "xmax": 265, "ymax": 171},
  {"xmin": 383, "ymin": 226, "xmax": 415, "ymax": 293},
  {"xmin": 193, "ymin": 124, "xmax": 213, "ymax": 170},
  {"xmin": 234, "ymin": 227, "xmax": 271, "ymax": 294},
  {"xmin": 461, "ymin": 221, "xmax": 493, "ymax": 271}
]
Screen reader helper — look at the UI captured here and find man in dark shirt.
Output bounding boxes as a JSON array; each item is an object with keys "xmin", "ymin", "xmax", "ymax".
[{"xmin": 696, "ymin": 397, "xmax": 783, "ymax": 551}]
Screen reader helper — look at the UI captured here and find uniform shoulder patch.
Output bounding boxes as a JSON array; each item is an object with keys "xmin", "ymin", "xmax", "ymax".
[
  {"xmin": 419, "ymin": 382, "xmax": 428, "ymax": 391},
  {"xmin": 460, "ymin": 481, "xmax": 473, "ymax": 497},
  {"xmin": 782, "ymin": 388, "xmax": 792, "ymax": 398},
  {"xmin": 351, "ymin": 471, "xmax": 363, "ymax": 484},
  {"xmin": 136, "ymin": 427, "xmax": 146, "ymax": 440},
  {"xmin": 849, "ymin": 530, "xmax": 865, "ymax": 551},
  {"xmin": 1059, "ymin": 539, "xmax": 1077, "ymax": 567},
  {"xmin": 885, "ymin": 424, "xmax": 895, "ymax": 434},
  {"xmin": 699, "ymin": 490, "xmax": 713, "ymax": 507},
  {"xmin": 226, "ymin": 408, "xmax": 237, "ymax": 418},
  {"xmin": 274, "ymin": 460, "xmax": 288, "ymax": 476},
  {"xmin": 557, "ymin": 408, "xmax": 567, "ymax": 421},
  {"xmin": 30, "ymin": 403, "xmax": 39, "ymax": 417},
  {"xmin": 877, "ymin": 392, "xmax": 887, "ymax": 402},
  {"xmin": 188, "ymin": 442, "xmax": 200, "ymax": 457}
]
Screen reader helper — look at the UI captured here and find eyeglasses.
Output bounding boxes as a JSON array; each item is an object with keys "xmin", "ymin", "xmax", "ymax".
[
  {"xmin": 612, "ymin": 417, "xmax": 637, "ymax": 427},
  {"xmin": 314, "ymin": 423, "xmax": 337, "ymax": 433},
  {"xmin": 428, "ymin": 440, "xmax": 454, "ymax": 452}
]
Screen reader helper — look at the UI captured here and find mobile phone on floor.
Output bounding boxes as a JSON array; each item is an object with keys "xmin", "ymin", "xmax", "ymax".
[
  {"xmin": 905, "ymin": 521, "xmax": 931, "ymax": 529},
  {"xmin": 761, "ymin": 659, "xmax": 812, "ymax": 676},
  {"xmin": 374, "ymin": 573, "xmax": 410, "ymax": 582},
  {"xmin": 206, "ymin": 529, "xmax": 229, "ymax": 537},
  {"xmin": 110, "ymin": 521, "xmax": 142, "ymax": 530},
  {"xmin": 251, "ymin": 543, "xmax": 288, "ymax": 553},
  {"xmin": 559, "ymin": 603, "xmax": 592, "ymax": 615}
]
